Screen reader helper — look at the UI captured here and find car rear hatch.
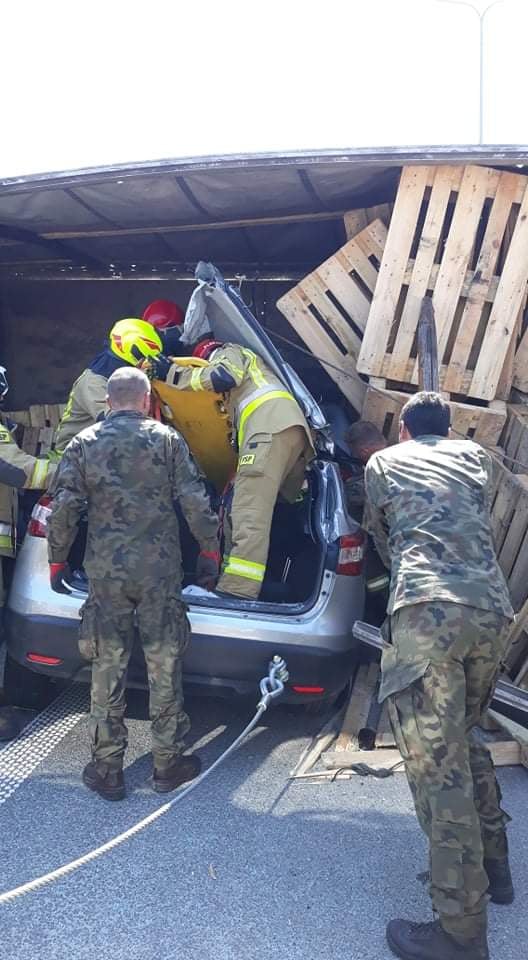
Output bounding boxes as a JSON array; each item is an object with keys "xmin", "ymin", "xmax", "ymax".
[{"xmin": 186, "ymin": 261, "xmax": 332, "ymax": 451}]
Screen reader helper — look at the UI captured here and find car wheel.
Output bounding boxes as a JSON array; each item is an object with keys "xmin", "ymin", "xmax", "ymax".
[{"xmin": 3, "ymin": 654, "xmax": 57, "ymax": 710}]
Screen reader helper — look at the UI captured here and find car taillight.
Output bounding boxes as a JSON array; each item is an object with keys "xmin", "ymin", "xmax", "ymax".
[
  {"xmin": 337, "ymin": 531, "xmax": 365, "ymax": 576},
  {"xmin": 27, "ymin": 495, "xmax": 53, "ymax": 538}
]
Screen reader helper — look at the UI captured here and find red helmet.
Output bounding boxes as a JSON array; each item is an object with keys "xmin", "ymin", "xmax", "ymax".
[
  {"xmin": 142, "ymin": 299, "xmax": 184, "ymax": 330},
  {"xmin": 193, "ymin": 339, "xmax": 222, "ymax": 360}
]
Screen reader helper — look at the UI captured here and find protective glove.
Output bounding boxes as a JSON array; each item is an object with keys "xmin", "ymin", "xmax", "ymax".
[
  {"xmin": 140, "ymin": 355, "xmax": 173, "ymax": 381},
  {"xmin": 196, "ymin": 550, "xmax": 220, "ymax": 590},
  {"xmin": 49, "ymin": 561, "xmax": 73, "ymax": 594}
]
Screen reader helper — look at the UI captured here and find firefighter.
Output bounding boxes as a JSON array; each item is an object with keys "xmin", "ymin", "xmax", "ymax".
[
  {"xmin": 53, "ymin": 318, "xmax": 163, "ymax": 454},
  {"xmin": 153, "ymin": 339, "xmax": 315, "ymax": 600},
  {"xmin": 142, "ymin": 299, "xmax": 187, "ymax": 356},
  {"xmin": 0, "ymin": 365, "xmax": 57, "ymax": 741}
]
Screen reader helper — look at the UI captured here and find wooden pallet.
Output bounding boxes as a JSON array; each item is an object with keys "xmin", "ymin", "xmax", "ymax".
[
  {"xmin": 276, "ymin": 219, "xmax": 388, "ymax": 413},
  {"xmin": 4, "ymin": 403, "xmax": 66, "ymax": 456},
  {"xmin": 489, "ymin": 456, "xmax": 528, "ymax": 614},
  {"xmin": 357, "ymin": 165, "xmax": 528, "ymax": 401},
  {"xmin": 362, "ymin": 384, "xmax": 506, "ymax": 446},
  {"xmin": 318, "ymin": 663, "xmax": 527, "ymax": 776},
  {"xmin": 500, "ymin": 404, "xmax": 528, "ymax": 473}
]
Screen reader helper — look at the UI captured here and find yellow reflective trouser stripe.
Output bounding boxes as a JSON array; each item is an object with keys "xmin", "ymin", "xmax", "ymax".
[
  {"xmin": 241, "ymin": 349, "xmax": 266, "ymax": 387},
  {"xmin": 190, "ymin": 367, "xmax": 205, "ymax": 391},
  {"xmin": 0, "ymin": 534, "xmax": 12, "ymax": 549},
  {"xmin": 238, "ymin": 390, "xmax": 295, "ymax": 447},
  {"xmin": 28, "ymin": 458, "xmax": 49, "ymax": 490},
  {"xmin": 223, "ymin": 556, "xmax": 266, "ymax": 582}
]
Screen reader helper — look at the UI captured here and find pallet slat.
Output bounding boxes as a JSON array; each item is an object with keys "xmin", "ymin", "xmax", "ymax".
[
  {"xmin": 277, "ymin": 219, "xmax": 388, "ymax": 414},
  {"xmin": 362, "ymin": 385, "xmax": 506, "ymax": 447},
  {"xmin": 357, "ymin": 164, "xmax": 528, "ymax": 401}
]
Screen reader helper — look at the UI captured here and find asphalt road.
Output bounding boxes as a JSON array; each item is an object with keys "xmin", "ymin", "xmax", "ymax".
[{"xmin": 0, "ymin": 688, "xmax": 526, "ymax": 960}]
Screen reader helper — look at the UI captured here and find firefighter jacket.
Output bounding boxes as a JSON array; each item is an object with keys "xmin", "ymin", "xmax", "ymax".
[
  {"xmin": 0, "ymin": 416, "xmax": 56, "ymax": 558},
  {"xmin": 54, "ymin": 368, "xmax": 109, "ymax": 454},
  {"xmin": 167, "ymin": 344, "xmax": 315, "ymax": 458}
]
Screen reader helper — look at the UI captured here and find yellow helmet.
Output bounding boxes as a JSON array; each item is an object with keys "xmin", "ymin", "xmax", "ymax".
[{"xmin": 109, "ymin": 318, "xmax": 162, "ymax": 366}]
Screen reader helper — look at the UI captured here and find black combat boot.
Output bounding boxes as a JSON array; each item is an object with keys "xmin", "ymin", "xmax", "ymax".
[
  {"xmin": 0, "ymin": 707, "xmax": 19, "ymax": 741},
  {"xmin": 484, "ymin": 856, "xmax": 514, "ymax": 904},
  {"xmin": 386, "ymin": 919, "xmax": 489, "ymax": 960},
  {"xmin": 82, "ymin": 762, "xmax": 125, "ymax": 801},
  {"xmin": 152, "ymin": 754, "xmax": 201, "ymax": 793}
]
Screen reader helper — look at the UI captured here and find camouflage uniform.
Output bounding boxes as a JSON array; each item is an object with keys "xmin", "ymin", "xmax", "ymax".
[
  {"xmin": 364, "ymin": 435, "xmax": 514, "ymax": 946},
  {"xmin": 167, "ymin": 344, "xmax": 315, "ymax": 598},
  {"xmin": 47, "ymin": 410, "xmax": 218, "ymax": 770}
]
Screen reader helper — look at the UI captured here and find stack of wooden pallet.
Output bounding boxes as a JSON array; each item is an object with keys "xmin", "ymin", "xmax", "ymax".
[
  {"xmin": 4, "ymin": 403, "xmax": 66, "ymax": 456},
  {"xmin": 278, "ymin": 164, "xmax": 528, "ymax": 446}
]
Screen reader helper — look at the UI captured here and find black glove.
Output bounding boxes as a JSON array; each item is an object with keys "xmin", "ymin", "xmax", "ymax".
[
  {"xmin": 196, "ymin": 550, "xmax": 220, "ymax": 590},
  {"xmin": 49, "ymin": 561, "xmax": 73, "ymax": 594},
  {"xmin": 141, "ymin": 354, "xmax": 173, "ymax": 381}
]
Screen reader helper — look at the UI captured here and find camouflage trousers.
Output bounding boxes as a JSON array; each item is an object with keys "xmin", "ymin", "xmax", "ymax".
[
  {"xmin": 79, "ymin": 577, "xmax": 191, "ymax": 771},
  {"xmin": 380, "ymin": 601, "xmax": 512, "ymax": 944}
]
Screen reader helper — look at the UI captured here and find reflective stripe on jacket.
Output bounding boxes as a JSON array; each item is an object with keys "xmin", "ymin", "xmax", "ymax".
[{"xmin": 168, "ymin": 344, "xmax": 315, "ymax": 453}]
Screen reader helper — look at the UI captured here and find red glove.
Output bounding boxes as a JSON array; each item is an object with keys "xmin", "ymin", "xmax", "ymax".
[
  {"xmin": 196, "ymin": 550, "xmax": 220, "ymax": 590},
  {"xmin": 49, "ymin": 562, "xmax": 72, "ymax": 594}
]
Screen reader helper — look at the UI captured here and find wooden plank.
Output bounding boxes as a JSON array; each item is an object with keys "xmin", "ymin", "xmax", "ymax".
[
  {"xmin": 443, "ymin": 171, "xmax": 521, "ymax": 394},
  {"xmin": 362, "ymin": 385, "xmax": 506, "ymax": 447},
  {"xmin": 488, "ymin": 711, "xmax": 528, "ymax": 768},
  {"xmin": 299, "ymin": 273, "xmax": 362, "ymax": 355},
  {"xmin": 357, "ymin": 166, "xmax": 432, "ymax": 376},
  {"xmin": 388, "ymin": 167, "xmax": 456, "ymax": 380},
  {"xmin": 472, "ymin": 179, "xmax": 528, "ymax": 398},
  {"xmin": 334, "ymin": 662, "xmax": 379, "ymax": 752},
  {"xmin": 278, "ymin": 288, "xmax": 366, "ymax": 412},
  {"xmin": 433, "ymin": 166, "xmax": 498, "ymax": 381},
  {"xmin": 37, "ymin": 426, "xmax": 54, "ymax": 456},
  {"xmin": 322, "ymin": 739, "xmax": 521, "ymax": 771},
  {"xmin": 513, "ymin": 322, "xmax": 528, "ymax": 393},
  {"xmin": 29, "ymin": 405, "xmax": 46, "ymax": 428},
  {"xmin": 20, "ymin": 427, "xmax": 39, "ymax": 456}
]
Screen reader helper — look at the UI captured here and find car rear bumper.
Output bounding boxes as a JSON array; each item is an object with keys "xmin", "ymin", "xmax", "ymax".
[{"xmin": 5, "ymin": 608, "xmax": 358, "ymax": 703}]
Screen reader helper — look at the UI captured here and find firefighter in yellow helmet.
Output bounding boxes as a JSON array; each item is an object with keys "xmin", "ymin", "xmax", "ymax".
[
  {"xmin": 0, "ymin": 365, "xmax": 57, "ymax": 740},
  {"xmin": 53, "ymin": 319, "xmax": 163, "ymax": 454},
  {"xmin": 153, "ymin": 336, "xmax": 315, "ymax": 600}
]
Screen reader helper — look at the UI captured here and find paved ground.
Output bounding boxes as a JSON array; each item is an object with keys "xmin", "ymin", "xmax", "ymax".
[{"xmin": 0, "ymin": 687, "xmax": 526, "ymax": 960}]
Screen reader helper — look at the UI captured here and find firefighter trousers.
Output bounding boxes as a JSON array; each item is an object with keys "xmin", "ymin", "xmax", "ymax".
[{"xmin": 218, "ymin": 425, "xmax": 309, "ymax": 599}]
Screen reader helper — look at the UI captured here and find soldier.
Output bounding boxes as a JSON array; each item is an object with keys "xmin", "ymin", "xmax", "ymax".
[
  {"xmin": 364, "ymin": 391, "xmax": 514, "ymax": 960},
  {"xmin": 53, "ymin": 318, "xmax": 164, "ymax": 454},
  {"xmin": 154, "ymin": 337, "xmax": 315, "ymax": 599},
  {"xmin": 344, "ymin": 420, "xmax": 387, "ymax": 521},
  {"xmin": 0, "ymin": 364, "xmax": 57, "ymax": 741},
  {"xmin": 47, "ymin": 367, "xmax": 219, "ymax": 800}
]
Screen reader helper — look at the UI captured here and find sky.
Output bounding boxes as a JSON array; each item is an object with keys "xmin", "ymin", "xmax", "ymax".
[{"xmin": 1, "ymin": 0, "xmax": 527, "ymax": 179}]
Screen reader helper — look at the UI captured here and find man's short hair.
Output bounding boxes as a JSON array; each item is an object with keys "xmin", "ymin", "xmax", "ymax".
[
  {"xmin": 400, "ymin": 391, "xmax": 450, "ymax": 438},
  {"xmin": 107, "ymin": 367, "xmax": 151, "ymax": 408},
  {"xmin": 346, "ymin": 420, "xmax": 386, "ymax": 452}
]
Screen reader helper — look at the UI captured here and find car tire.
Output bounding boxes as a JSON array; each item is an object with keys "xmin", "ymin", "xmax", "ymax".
[{"xmin": 3, "ymin": 654, "xmax": 56, "ymax": 710}]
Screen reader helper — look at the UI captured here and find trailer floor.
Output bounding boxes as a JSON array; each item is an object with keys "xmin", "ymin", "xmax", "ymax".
[{"xmin": 0, "ymin": 690, "xmax": 526, "ymax": 960}]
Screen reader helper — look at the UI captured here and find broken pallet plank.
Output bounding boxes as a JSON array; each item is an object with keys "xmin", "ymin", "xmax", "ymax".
[
  {"xmin": 334, "ymin": 662, "xmax": 379, "ymax": 752},
  {"xmin": 357, "ymin": 164, "xmax": 528, "ymax": 401},
  {"xmin": 322, "ymin": 739, "xmax": 522, "ymax": 772}
]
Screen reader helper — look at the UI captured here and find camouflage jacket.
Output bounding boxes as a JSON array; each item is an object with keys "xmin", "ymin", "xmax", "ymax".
[
  {"xmin": 48, "ymin": 410, "xmax": 219, "ymax": 582},
  {"xmin": 364, "ymin": 435, "xmax": 513, "ymax": 618}
]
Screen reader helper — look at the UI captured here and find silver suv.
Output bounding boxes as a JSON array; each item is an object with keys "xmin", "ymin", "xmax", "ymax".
[{"xmin": 4, "ymin": 270, "xmax": 365, "ymax": 708}]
